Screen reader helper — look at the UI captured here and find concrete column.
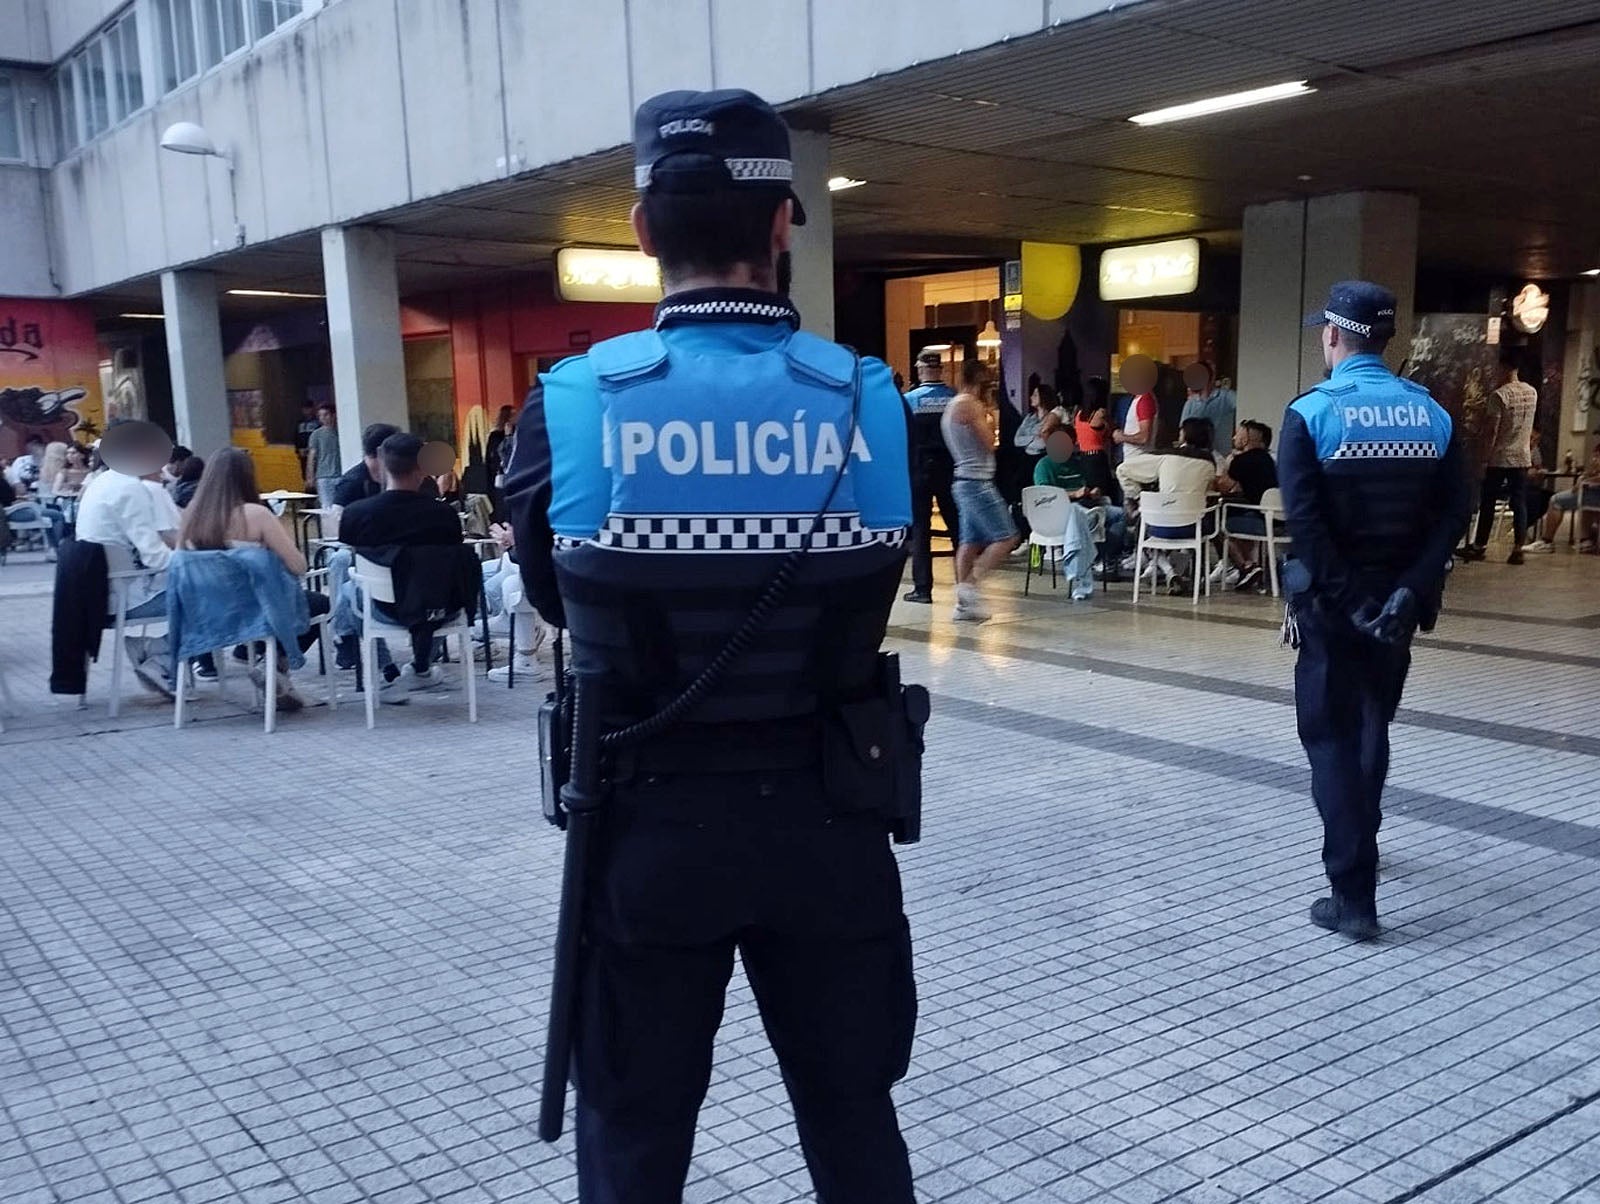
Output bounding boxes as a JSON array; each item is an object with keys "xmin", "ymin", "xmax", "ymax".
[
  {"xmin": 788, "ymin": 130, "xmax": 835, "ymax": 339},
  {"xmin": 1558, "ymin": 281, "xmax": 1598, "ymax": 463},
  {"xmin": 160, "ymin": 270, "xmax": 230, "ymax": 456},
  {"xmin": 1236, "ymin": 192, "xmax": 1420, "ymax": 426},
  {"xmin": 321, "ymin": 225, "xmax": 408, "ymax": 468}
]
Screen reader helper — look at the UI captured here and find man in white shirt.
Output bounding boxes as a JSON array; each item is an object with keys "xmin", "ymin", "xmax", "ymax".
[
  {"xmin": 4, "ymin": 435, "xmax": 46, "ymax": 489},
  {"xmin": 74, "ymin": 422, "xmax": 183, "ymax": 694}
]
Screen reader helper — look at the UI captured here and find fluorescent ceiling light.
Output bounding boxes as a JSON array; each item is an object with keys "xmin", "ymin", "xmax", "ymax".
[
  {"xmin": 828, "ymin": 176, "xmax": 866, "ymax": 192},
  {"xmin": 119, "ymin": 312, "xmax": 165, "ymax": 320},
  {"xmin": 1583, "ymin": 268, "xmax": 1600, "ymax": 277},
  {"xmin": 226, "ymin": 288, "xmax": 324, "ymax": 299},
  {"xmin": 1129, "ymin": 80, "xmax": 1314, "ymax": 126}
]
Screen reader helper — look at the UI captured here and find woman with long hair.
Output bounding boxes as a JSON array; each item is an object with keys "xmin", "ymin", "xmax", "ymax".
[{"xmin": 179, "ymin": 448, "xmax": 327, "ymax": 709}]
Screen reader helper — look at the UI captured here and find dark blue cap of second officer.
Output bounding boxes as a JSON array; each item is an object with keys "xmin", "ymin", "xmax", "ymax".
[
  {"xmin": 633, "ymin": 89, "xmax": 808, "ymax": 225},
  {"xmin": 1304, "ymin": 280, "xmax": 1398, "ymax": 339}
]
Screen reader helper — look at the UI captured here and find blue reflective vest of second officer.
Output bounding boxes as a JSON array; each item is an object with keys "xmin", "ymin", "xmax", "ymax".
[
  {"xmin": 1279, "ymin": 353, "xmax": 1461, "ymax": 620},
  {"xmin": 537, "ymin": 290, "xmax": 912, "ymax": 724}
]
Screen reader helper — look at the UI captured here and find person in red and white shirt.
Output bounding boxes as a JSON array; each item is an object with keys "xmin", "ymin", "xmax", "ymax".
[{"xmin": 1112, "ymin": 355, "xmax": 1163, "ymax": 501}]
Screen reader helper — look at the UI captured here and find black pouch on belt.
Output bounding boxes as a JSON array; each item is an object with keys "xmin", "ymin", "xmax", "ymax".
[{"xmin": 821, "ymin": 654, "xmax": 931, "ymax": 844}]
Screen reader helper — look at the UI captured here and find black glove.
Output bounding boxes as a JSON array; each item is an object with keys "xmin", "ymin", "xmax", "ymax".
[{"xmin": 1352, "ymin": 587, "xmax": 1418, "ymax": 645}]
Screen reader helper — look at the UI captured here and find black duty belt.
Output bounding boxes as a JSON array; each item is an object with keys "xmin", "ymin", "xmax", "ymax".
[{"xmin": 612, "ymin": 716, "xmax": 823, "ymax": 777}]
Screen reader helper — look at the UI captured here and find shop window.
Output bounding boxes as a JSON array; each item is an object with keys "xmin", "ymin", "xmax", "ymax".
[{"xmin": 0, "ymin": 75, "xmax": 21, "ymax": 161}]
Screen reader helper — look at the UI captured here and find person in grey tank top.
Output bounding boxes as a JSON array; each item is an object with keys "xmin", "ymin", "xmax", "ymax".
[{"xmin": 939, "ymin": 360, "xmax": 1019, "ymax": 620}]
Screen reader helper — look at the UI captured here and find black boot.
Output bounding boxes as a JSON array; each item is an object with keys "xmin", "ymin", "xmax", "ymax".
[{"xmin": 1310, "ymin": 893, "xmax": 1379, "ymax": 941}]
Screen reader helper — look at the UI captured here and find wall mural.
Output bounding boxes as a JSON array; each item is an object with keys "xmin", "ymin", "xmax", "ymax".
[{"xmin": 0, "ymin": 300, "xmax": 103, "ymax": 460}]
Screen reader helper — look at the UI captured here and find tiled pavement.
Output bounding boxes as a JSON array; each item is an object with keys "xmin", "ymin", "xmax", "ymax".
[{"xmin": 2, "ymin": 543, "xmax": 1599, "ymax": 1203}]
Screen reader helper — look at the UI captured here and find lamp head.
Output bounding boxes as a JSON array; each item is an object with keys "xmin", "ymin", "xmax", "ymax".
[{"xmin": 160, "ymin": 121, "xmax": 222, "ymax": 158}]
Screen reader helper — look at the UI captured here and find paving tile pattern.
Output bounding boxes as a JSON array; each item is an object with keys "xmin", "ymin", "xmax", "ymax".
[{"xmin": 2, "ymin": 546, "xmax": 1598, "ymax": 1203}]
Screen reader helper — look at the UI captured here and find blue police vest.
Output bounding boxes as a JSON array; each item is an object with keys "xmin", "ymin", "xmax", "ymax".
[
  {"xmin": 547, "ymin": 326, "xmax": 910, "ymax": 725},
  {"xmin": 904, "ymin": 381, "xmax": 956, "ymax": 469},
  {"xmin": 1288, "ymin": 355, "xmax": 1453, "ymax": 580}
]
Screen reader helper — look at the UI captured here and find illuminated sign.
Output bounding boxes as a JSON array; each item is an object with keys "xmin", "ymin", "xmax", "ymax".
[
  {"xmin": 1098, "ymin": 237, "xmax": 1201, "ymax": 302},
  {"xmin": 1509, "ymin": 283, "xmax": 1550, "ymax": 334},
  {"xmin": 555, "ymin": 248, "xmax": 663, "ymax": 304}
]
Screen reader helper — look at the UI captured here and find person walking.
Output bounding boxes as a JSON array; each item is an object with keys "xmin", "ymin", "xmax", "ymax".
[
  {"xmin": 902, "ymin": 348, "xmax": 959, "ymax": 604},
  {"xmin": 941, "ymin": 358, "xmax": 1020, "ymax": 620},
  {"xmin": 304, "ymin": 404, "xmax": 342, "ymax": 508},
  {"xmin": 1461, "ymin": 348, "xmax": 1538, "ymax": 564},
  {"xmin": 1280, "ymin": 281, "xmax": 1465, "ymax": 941},
  {"xmin": 507, "ymin": 88, "xmax": 921, "ymax": 1204}
]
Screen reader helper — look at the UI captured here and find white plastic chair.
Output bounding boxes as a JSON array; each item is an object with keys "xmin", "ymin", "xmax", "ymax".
[
  {"xmin": 3, "ymin": 504, "xmax": 53, "ymax": 558},
  {"xmin": 351, "ymin": 554, "xmax": 477, "ymax": 729},
  {"xmin": 100, "ymin": 543, "xmax": 167, "ymax": 718},
  {"xmin": 1222, "ymin": 487, "xmax": 1292, "ymax": 597},
  {"xmin": 1021, "ymin": 485, "xmax": 1072, "ymax": 595},
  {"xmin": 172, "ymin": 567, "xmax": 337, "ymax": 734},
  {"xmin": 1132, "ymin": 493, "xmax": 1220, "ymax": 606}
]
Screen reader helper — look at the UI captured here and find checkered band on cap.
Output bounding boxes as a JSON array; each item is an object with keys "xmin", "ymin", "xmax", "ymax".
[
  {"xmin": 568, "ymin": 512, "xmax": 907, "ymax": 554},
  {"xmin": 635, "ymin": 157, "xmax": 794, "ymax": 189},
  {"xmin": 1325, "ymin": 311, "xmax": 1374, "ymax": 337},
  {"xmin": 1330, "ymin": 440, "xmax": 1440, "ymax": 460}
]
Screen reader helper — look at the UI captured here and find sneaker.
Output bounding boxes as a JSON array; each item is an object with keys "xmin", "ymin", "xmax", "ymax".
[
  {"xmin": 1523, "ymin": 539, "xmax": 1554, "ymax": 553},
  {"xmin": 400, "ymin": 664, "xmax": 447, "ymax": 693},
  {"xmin": 951, "ymin": 583, "xmax": 990, "ymax": 622},
  {"xmin": 1234, "ymin": 565, "xmax": 1264, "ymax": 593},
  {"xmin": 192, "ymin": 659, "xmax": 219, "ymax": 683},
  {"xmin": 487, "ymin": 654, "xmax": 545, "ymax": 684},
  {"xmin": 1457, "ymin": 545, "xmax": 1486, "ymax": 562},
  {"xmin": 1309, "ymin": 895, "xmax": 1379, "ymax": 941},
  {"xmin": 1507, "ymin": 548, "xmax": 1524, "ymax": 565},
  {"xmin": 249, "ymin": 666, "xmax": 305, "ymax": 713},
  {"xmin": 901, "ymin": 590, "xmax": 933, "ymax": 604},
  {"xmin": 1207, "ymin": 558, "xmax": 1232, "ymax": 585},
  {"xmin": 131, "ymin": 655, "xmax": 174, "ymax": 698},
  {"xmin": 356, "ymin": 676, "xmax": 410, "ymax": 705}
]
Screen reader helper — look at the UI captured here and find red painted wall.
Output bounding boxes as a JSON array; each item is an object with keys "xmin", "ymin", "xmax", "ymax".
[{"xmin": 400, "ymin": 276, "xmax": 655, "ymax": 467}]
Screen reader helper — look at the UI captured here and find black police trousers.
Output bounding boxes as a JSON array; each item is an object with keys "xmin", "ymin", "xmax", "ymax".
[
  {"xmin": 572, "ymin": 767, "xmax": 917, "ymax": 1204},
  {"xmin": 1293, "ymin": 604, "xmax": 1412, "ymax": 903},
  {"xmin": 909, "ymin": 465, "xmax": 958, "ymax": 596}
]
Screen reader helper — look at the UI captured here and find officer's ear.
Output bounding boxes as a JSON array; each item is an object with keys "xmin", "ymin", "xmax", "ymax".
[
  {"xmin": 630, "ymin": 202, "xmax": 658, "ymax": 259},
  {"xmin": 770, "ymin": 200, "xmax": 794, "ymax": 258}
]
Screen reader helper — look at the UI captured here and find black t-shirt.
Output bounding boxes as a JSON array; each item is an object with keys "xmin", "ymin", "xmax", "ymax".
[
  {"xmin": 331, "ymin": 462, "xmax": 379, "ymax": 508},
  {"xmin": 1229, "ymin": 447, "xmax": 1279, "ymax": 505},
  {"xmin": 338, "ymin": 488, "xmax": 463, "ymax": 549}
]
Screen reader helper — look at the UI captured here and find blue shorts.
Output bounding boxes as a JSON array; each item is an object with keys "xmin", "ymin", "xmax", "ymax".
[
  {"xmin": 1552, "ymin": 487, "xmax": 1600, "ymax": 512},
  {"xmin": 952, "ymin": 479, "xmax": 1017, "ymax": 547},
  {"xmin": 1149, "ymin": 514, "xmax": 1218, "ymax": 540},
  {"xmin": 1227, "ymin": 510, "xmax": 1267, "ymax": 537}
]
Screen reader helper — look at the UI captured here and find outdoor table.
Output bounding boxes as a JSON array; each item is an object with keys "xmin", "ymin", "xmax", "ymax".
[{"xmin": 263, "ymin": 491, "xmax": 317, "ymax": 554}]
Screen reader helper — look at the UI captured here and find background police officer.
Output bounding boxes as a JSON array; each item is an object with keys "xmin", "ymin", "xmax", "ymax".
[
  {"xmin": 903, "ymin": 348, "xmax": 959, "ymax": 604},
  {"xmin": 507, "ymin": 90, "xmax": 918, "ymax": 1203},
  {"xmin": 1279, "ymin": 282, "xmax": 1465, "ymax": 941}
]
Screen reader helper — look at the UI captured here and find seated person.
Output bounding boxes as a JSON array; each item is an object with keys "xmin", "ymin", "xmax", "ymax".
[
  {"xmin": 1216, "ymin": 419, "xmax": 1280, "ymax": 590},
  {"xmin": 73, "ymin": 421, "xmax": 183, "ymax": 695},
  {"xmin": 53, "ymin": 443, "xmax": 92, "ymax": 504},
  {"xmin": 177, "ymin": 448, "xmax": 330, "ymax": 711},
  {"xmin": 330, "ymin": 422, "xmax": 401, "ymax": 508},
  {"xmin": 1525, "ymin": 446, "xmax": 1600, "ymax": 551},
  {"xmin": 4, "ymin": 437, "xmax": 70, "ymax": 558},
  {"xmin": 1525, "ymin": 428, "xmax": 1553, "ymax": 528},
  {"xmin": 1142, "ymin": 418, "xmax": 1218, "ymax": 591},
  {"xmin": 479, "ymin": 524, "xmax": 547, "ymax": 684},
  {"xmin": 333, "ymin": 433, "xmax": 465, "ymax": 700},
  {"xmin": 1034, "ymin": 426, "xmax": 1129, "ymax": 572},
  {"xmin": 172, "ymin": 454, "xmax": 205, "ymax": 508}
]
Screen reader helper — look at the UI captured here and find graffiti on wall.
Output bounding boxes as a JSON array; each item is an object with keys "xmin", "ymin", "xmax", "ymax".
[{"xmin": 0, "ymin": 300, "xmax": 104, "ymax": 459}]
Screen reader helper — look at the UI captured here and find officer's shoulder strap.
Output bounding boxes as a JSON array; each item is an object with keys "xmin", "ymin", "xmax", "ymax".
[
  {"xmin": 1396, "ymin": 375, "xmax": 1434, "ymax": 400},
  {"xmin": 784, "ymin": 330, "xmax": 855, "ymax": 389},
  {"xmin": 587, "ymin": 330, "xmax": 669, "ymax": 387}
]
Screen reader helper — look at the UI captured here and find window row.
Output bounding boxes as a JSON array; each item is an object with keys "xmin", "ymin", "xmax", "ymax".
[
  {"xmin": 55, "ymin": 9, "xmax": 143, "ymax": 152},
  {"xmin": 0, "ymin": 75, "xmax": 21, "ymax": 161},
  {"xmin": 51, "ymin": 0, "xmax": 311, "ymax": 156}
]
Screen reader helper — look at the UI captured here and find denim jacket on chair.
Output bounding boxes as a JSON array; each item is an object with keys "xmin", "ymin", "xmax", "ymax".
[{"xmin": 166, "ymin": 546, "xmax": 310, "ymax": 673}]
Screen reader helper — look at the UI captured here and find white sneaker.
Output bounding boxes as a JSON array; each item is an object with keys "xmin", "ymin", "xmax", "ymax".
[
  {"xmin": 357, "ymin": 675, "xmax": 410, "ymax": 705},
  {"xmin": 952, "ymin": 583, "xmax": 991, "ymax": 622},
  {"xmin": 1523, "ymin": 539, "xmax": 1554, "ymax": 553},
  {"xmin": 1207, "ymin": 558, "xmax": 1232, "ymax": 584},
  {"xmin": 487, "ymin": 653, "xmax": 545, "ymax": 684},
  {"xmin": 400, "ymin": 664, "xmax": 448, "ymax": 693}
]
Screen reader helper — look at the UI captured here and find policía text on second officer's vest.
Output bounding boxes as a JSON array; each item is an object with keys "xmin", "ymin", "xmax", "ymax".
[{"xmin": 550, "ymin": 328, "xmax": 908, "ymax": 724}]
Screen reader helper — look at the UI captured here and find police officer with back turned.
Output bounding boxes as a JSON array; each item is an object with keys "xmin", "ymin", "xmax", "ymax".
[
  {"xmin": 507, "ymin": 90, "xmax": 922, "ymax": 1203},
  {"xmin": 903, "ymin": 348, "xmax": 959, "ymax": 604},
  {"xmin": 1280, "ymin": 281, "xmax": 1465, "ymax": 941}
]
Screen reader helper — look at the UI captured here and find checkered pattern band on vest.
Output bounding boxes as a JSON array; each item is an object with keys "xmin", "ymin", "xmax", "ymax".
[
  {"xmin": 1330, "ymin": 440, "xmax": 1439, "ymax": 460},
  {"xmin": 654, "ymin": 297, "xmax": 799, "ymax": 327},
  {"xmin": 568, "ymin": 513, "xmax": 907, "ymax": 553},
  {"xmin": 725, "ymin": 157, "xmax": 793, "ymax": 182},
  {"xmin": 1325, "ymin": 311, "xmax": 1373, "ymax": 337}
]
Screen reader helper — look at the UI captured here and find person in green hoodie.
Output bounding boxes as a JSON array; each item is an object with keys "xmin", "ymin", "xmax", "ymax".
[{"xmin": 1034, "ymin": 426, "xmax": 1128, "ymax": 569}]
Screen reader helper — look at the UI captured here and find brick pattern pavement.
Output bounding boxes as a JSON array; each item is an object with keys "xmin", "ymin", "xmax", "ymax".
[{"xmin": 2, "ymin": 545, "xmax": 1599, "ymax": 1203}]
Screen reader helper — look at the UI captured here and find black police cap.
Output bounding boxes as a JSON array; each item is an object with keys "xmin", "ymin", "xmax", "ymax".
[
  {"xmin": 1304, "ymin": 280, "xmax": 1398, "ymax": 340},
  {"xmin": 633, "ymin": 89, "xmax": 808, "ymax": 225}
]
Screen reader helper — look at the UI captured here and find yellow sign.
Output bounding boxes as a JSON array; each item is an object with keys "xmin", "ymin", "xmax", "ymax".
[
  {"xmin": 1099, "ymin": 238, "xmax": 1201, "ymax": 302},
  {"xmin": 555, "ymin": 248, "xmax": 664, "ymax": 304},
  {"xmin": 1020, "ymin": 242, "xmax": 1081, "ymax": 321}
]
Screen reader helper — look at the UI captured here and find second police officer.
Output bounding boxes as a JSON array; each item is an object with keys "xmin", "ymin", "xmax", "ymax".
[
  {"xmin": 1279, "ymin": 281, "xmax": 1465, "ymax": 941},
  {"xmin": 902, "ymin": 347, "xmax": 959, "ymax": 605},
  {"xmin": 507, "ymin": 90, "xmax": 921, "ymax": 1203}
]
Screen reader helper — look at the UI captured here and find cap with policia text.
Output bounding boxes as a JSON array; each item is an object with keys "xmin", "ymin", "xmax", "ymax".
[
  {"xmin": 917, "ymin": 348, "xmax": 944, "ymax": 367},
  {"xmin": 1304, "ymin": 280, "xmax": 1398, "ymax": 340},
  {"xmin": 633, "ymin": 89, "xmax": 808, "ymax": 225}
]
